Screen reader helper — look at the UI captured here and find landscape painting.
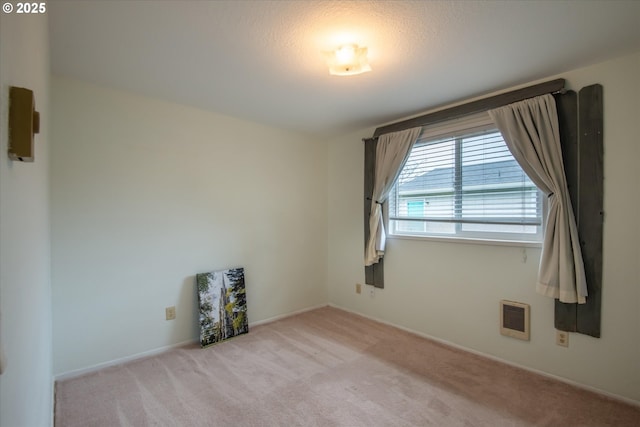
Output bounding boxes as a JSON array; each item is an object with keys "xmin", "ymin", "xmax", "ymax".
[{"xmin": 196, "ymin": 267, "xmax": 248, "ymax": 348}]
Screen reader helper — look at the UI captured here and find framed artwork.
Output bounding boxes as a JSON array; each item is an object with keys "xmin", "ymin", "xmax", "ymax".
[{"xmin": 196, "ymin": 267, "xmax": 248, "ymax": 347}]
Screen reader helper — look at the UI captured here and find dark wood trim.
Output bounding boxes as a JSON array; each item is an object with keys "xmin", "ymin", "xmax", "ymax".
[
  {"xmin": 576, "ymin": 84, "xmax": 603, "ymax": 338},
  {"xmin": 553, "ymin": 85, "xmax": 603, "ymax": 338},
  {"xmin": 364, "ymin": 138, "xmax": 384, "ymax": 288},
  {"xmin": 554, "ymin": 90, "xmax": 578, "ymax": 332},
  {"xmin": 372, "ymin": 79, "xmax": 565, "ymax": 138}
]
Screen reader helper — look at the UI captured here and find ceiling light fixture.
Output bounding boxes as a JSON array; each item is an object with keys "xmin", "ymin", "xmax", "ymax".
[{"xmin": 324, "ymin": 44, "xmax": 371, "ymax": 76}]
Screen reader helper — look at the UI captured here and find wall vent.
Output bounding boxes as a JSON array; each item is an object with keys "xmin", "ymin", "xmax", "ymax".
[{"xmin": 500, "ymin": 300, "xmax": 530, "ymax": 341}]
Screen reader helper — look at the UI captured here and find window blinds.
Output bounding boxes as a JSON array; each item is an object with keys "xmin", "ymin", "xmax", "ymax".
[{"xmin": 389, "ymin": 112, "xmax": 541, "ymax": 238}]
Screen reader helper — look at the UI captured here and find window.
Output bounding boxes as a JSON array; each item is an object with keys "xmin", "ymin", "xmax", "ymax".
[{"xmin": 388, "ymin": 112, "xmax": 543, "ymax": 243}]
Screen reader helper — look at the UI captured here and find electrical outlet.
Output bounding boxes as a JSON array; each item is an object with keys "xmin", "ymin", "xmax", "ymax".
[
  {"xmin": 355, "ymin": 283, "xmax": 362, "ymax": 294},
  {"xmin": 165, "ymin": 306, "xmax": 176, "ymax": 320},
  {"xmin": 556, "ymin": 330, "xmax": 569, "ymax": 347}
]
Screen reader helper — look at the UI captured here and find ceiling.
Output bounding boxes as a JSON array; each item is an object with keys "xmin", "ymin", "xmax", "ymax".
[{"xmin": 49, "ymin": 1, "xmax": 640, "ymax": 139}]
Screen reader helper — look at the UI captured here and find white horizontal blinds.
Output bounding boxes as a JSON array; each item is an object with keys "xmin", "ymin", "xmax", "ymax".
[
  {"xmin": 414, "ymin": 110, "xmax": 496, "ymax": 142},
  {"xmin": 389, "ymin": 111, "xmax": 541, "ymax": 236},
  {"xmin": 459, "ymin": 131, "xmax": 539, "ymax": 226}
]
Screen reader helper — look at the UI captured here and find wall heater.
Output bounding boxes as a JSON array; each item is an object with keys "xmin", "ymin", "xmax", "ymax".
[{"xmin": 500, "ymin": 300, "xmax": 530, "ymax": 341}]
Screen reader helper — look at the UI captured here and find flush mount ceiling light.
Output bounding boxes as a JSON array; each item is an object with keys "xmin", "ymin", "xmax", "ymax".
[{"xmin": 324, "ymin": 44, "xmax": 372, "ymax": 76}]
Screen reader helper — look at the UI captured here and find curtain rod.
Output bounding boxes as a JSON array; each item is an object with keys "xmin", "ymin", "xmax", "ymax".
[{"xmin": 369, "ymin": 78, "xmax": 565, "ymax": 139}]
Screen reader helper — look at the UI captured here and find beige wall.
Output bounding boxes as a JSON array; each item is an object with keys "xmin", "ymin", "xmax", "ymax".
[
  {"xmin": 0, "ymin": 11, "xmax": 53, "ymax": 427},
  {"xmin": 327, "ymin": 52, "xmax": 640, "ymax": 403},
  {"xmin": 51, "ymin": 78, "xmax": 328, "ymax": 375},
  {"xmin": 50, "ymin": 50, "xmax": 639, "ymax": 404}
]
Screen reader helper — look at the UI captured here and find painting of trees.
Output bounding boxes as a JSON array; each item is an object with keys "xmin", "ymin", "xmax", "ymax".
[{"xmin": 196, "ymin": 267, "xmax": 249, "ymax": 347}]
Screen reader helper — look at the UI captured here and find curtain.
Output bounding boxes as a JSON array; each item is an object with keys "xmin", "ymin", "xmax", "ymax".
[
  {"xmin": 488, "ymin": 94, "xmax": 587, "ymax": 304},
  {"xmin": 365, "ymin": 127, "xmax": 421, "ymax": 266}
]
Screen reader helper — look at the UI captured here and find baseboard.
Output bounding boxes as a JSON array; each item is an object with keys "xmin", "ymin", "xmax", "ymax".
[
  {"xmin": 249, "ymin": 303, "xmax": 328, "ymax": 328},
  {"xmin": 51, "ymin": 374, "xmax": 56, "ymax": 426},
  {"xmin": 54, "ymin": 303, "xmax": 329, "ymax": 382},
  {"xmin": 54, "ymin": 338, "xmax": 197, "ymax": 381},
  {"xmin": 328, "ymin": 303, "xmax": 640, "ymax": 409}
]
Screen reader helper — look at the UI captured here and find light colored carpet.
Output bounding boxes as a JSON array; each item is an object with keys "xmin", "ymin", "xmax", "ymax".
[{"xmin": 55, "ymin": 306, "xmax": 640, "ymax": 426}]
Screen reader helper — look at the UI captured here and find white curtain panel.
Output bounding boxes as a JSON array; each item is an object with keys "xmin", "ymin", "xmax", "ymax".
[
  {"xmin": 365, "ymin": 127, "xmax": 421, "ymax": 266},
  {"xmin": 489, "ymin": 94, "xmax": 587, "ymax": 304}
]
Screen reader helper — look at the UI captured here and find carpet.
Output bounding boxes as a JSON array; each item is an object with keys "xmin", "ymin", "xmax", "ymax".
[{"xmin": 55, "ymin": 306, "xmax": 640, "ymax": 426}]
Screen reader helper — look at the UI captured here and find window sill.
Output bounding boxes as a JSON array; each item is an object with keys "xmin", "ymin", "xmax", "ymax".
[{"xmin": 388, "ymin": 233, "xmax": 542, "ymax": 248}]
